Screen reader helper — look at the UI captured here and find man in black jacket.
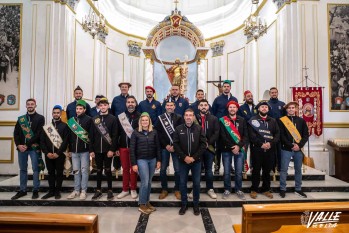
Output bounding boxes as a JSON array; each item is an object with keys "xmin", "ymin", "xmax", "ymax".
[
  {"xmin": 220, "ymin": 101, "xmax": 249, "ymax": 200},
  {"xmin": 116, "ymin": 96, "xmax": 141, "ymax": 199},
  {"xmin": 196, "ymin": 99, "xmax": 219, "ymax": 199},
  {"xmin": 66, "ymin": 86, "xmax": 91, "ymax": 119},
  {"xmin": 189, "ymin": 89, "xmax": 212, "ymax": 115},
  {"xmin": 278, "ymin": 101, "xmax": 309, "ymax": 198},
  {"xmin": 155, "ymin": 100, "xmax": 183, "ymax": 200},
  {"xmin": 173, "ymin": 108, "xmax": 207, "ymax": 216},
  {"xmin": 67, "ymin": 100, "xmax": 92, "ymax": 200},
  {"xmin": 12, "ymin": 98, "xmax": 45, "ymax": 200},
  {"xmin": 89, "ymin": 98, "xmax": 118, "ymax": 201},
  {"xmin": 40, "ymin": 105, "xmax": 69, "ymax": 200},
  {"xmin": 248, "ymin": 101, "xmax": 280, "ymax": 199}
]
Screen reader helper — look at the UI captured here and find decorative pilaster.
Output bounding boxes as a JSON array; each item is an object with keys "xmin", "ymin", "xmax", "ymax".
[
  {"xmin": 127, "ymin": 40, "xmax": 143, "ymax": 57},
  {"xmin": 210, "ymin": 40, "xmax": 225, "ymax": 57}
]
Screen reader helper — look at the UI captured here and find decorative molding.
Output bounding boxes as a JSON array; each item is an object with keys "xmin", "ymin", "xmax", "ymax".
[
  {"xmin": 324, "ymin": 123, "xmax": 349, "ymax": 128},
  {"xmin": 210, "ymin": 40, "xmax": 225, "ymax": 57},
  {"xmin": 274, "ymin": 0, "xmax": 291, "ymax": 11},
  {"xmin": 0, "ymin": 121, "xmax": 16, "ymax": 126},
  {"xmin": 127, "ymin": 40, "xmax": 142, "ymax": 57},
  {"xmin": 0, "ymin": 137, "xmax": 14, "ymax": 164}
]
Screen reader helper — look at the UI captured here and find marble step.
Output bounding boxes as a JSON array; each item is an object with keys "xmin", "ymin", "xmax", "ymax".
[
  {"xmin": 0, "ymin": 175, "xmax": 348, "ymax": 193},
  {"xmin": 0, "ymin": 191, "xmax": 349, "ymax": 208}
]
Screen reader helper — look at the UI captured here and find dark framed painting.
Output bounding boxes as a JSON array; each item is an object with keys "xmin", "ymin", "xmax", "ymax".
[
  {"xmin": 0, "ymin": 4, "xmax": 22, "ymax": 110},
  {"xmin": 328, "ymin": 4, "xmax": 349, "ymax": 111}
]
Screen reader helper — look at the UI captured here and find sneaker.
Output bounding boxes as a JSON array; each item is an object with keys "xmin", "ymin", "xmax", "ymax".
[
  {"xmin": 146, "ymin": 202, "xmax": 156, "ymax": 212},
  {"xmin": 32, "ymin": 191, "xmax": 39, "ymax": 199},
  {"xmin": 250, "ymin": 191, "xmax": 257, "ymax": 199},
  {"xmin": 236, "ymin": 190, "xmax": 246, "ymax": 200},
  {"xmin": 207, "ymin": 189, "xmax": 217, "ymax": 199},
  {"xmin": 154, "ymin": 169, "xmax": 160, "ymax": 174},
  {"xmin": 131, "ymin": 190, "xmax": 138, "ymax": 199},
  {"xmin": 117, "ymin": 191, "xmax": 130, "ymax": 199},
  {"xmin": 92, "ymin": 191, "xmax": 102, "ymax": 200},
  {"xmin": 263, "ymin": 191, "xmax": 273, "ymax": 199},
  {"xmin": 11, "ymin": 191, "xmax": 27, "ymax": 200},
  {"xmin": 67, "ymin": 190, "xmax": 80, "ymax": 199},
  {"xmin": 79, "ymin": 191, "xmax": 87, "ymax": 200},
  {"xmin": 107, "ymin": 191, "xmax": 114, "ymax": 201},
  {"xmin": 193, "ymin": 206, "xmax": 200, "ymax": 216},
  {"xmin": 222, "ymin": 190, "xmax": 231, "ymax": 199},
  {"xmin": 279, "ymin": 190, "xmax": 286, "ymax": 198},
  {"xmin": 201, "ymin": 168, "xmax": 205, "ymax": 175},
  {"xmin": 188, "ymin": 190, "xmax": 193, "ymax": 199},
  {"xmin": 55, "ymin": 192, "xmax": 61, "ymax": 200},
  {"xmin": 159, "ymin": 190, "xmax": 168, "ymax": 199},
  {"xmin": 174, "ymin": 191, "xmax": 181, "ymax": 200},
  {"xmin": 90, "ymin": 169, "xmax": 97, "ymax": 174},
  {"xmin": 295, "ymin": 190, "xmax": 307, "ymax": 198},
  {"xmin": 41, "ymin": 192, "xmax": 55, "ymax": 200},
  {"xmin": 179, "ymin": 205, "xmax": 188, "ymax": 215},
  {"xmin": 138, "ymin": 204, "xmax": 152, "ymax": 215}
]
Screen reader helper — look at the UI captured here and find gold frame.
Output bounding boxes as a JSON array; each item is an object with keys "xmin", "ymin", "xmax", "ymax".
[
  {"xmin": 0, "ymin": 121, "xmax": 16, "ymax": 126},
  {"xmin": 105, "ymin": 47, "xmax": 125, "ymax": 98},
  {"xmin": 0, "ymin": 3, "xmax": 23, "ymax": 111},
  {"xmin": 73, "ymin": 19, "xmax": 95, "ymax": 101},
  {"xmin": 0, "ymin": 137, "xmax": 14, "ymax": 163},
  {"xmin": 324, "ymin": 123, "xmax": 349, "ymax": 128},
  {"xmin": 327, "ymin": 3, "xmax": 349, "ymax": 112}
]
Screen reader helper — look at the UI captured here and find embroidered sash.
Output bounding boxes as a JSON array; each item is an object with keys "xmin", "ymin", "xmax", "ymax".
[
  {"xmin": 43, "ymin": 123, "xmax": 63, "ymax": 149},
  {"xmin": 93, "ymin": 116, "xmax": 112, "ymax": 145},
  {"xmin": 67, "ymin": 117, "xmax": 90, "ymax": 144},
  {"xmin": 118, "ymin": 112, "xmax": 134, "ymax": 139},
  {"xmin": 158, "ymin": 113, "xmax": 175, "ymax": 144}
]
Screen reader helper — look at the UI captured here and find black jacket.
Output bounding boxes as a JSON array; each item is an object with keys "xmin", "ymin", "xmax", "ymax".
[
  {"xmin": 155, "ymin": 112, "xmax": 183, "ymax": 149},
  {"xmin": 130, "ymin": 129, "xmax": 161, "ymax": 166},
  {"xmin": 278, "ymin": 116, "xmax": 309, "ymax": 151},
  {"xmin": 219, "ymin": 115, "xmax": 249, "ymax": 152},
  {"xmin": 68, "ymin": 113, "xmax": 92, "ymax": 153},
  {"xmin": 14, "ymin": 112, "xmax": 45, "ymax": 150},
  {"xmin": 248, "ymin": 115, "xmax": 280, "ymax": 152},
  {"xmin": 40, "ymin": 119, "xmax": 69, "ymax": 155},
  {"xmin": 89, "ymin": 114, "xmax": 118, "ymax": 153},
  {"xmin": 195, "ymin": 113, "xmax": 220, "ymax": 147},
  {"xmin": 116, "ymin": 111, "xmax": 141, "ymax": 149},
  {"xmin": 173, "ymin": 123, "xmax": 207, "ymax": 163}
]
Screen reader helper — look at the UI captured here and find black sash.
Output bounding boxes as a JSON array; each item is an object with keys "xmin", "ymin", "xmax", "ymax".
[
  {"xmin": 93, "ymin": 116, "xmax": 112, "ymax": 145},
  {"xmin": 248, "ymin": 118, "xmax": 274, "ymax": 142},
  {"xmin": 158, "ymin": 113, "xmax": 175, "ymax": 144}
]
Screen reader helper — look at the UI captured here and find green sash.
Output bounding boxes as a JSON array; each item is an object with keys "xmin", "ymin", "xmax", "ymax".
[
  {"xmin": 67, "ymin": 117, "xmax": 90, "ymax": 144},
  {"xmin": 18, "ymin": 115, "xmax": 45, "ymax": 173},
  {"xmin": 219, "ymin": 116, "xmax": 249, "ymax": 174}
]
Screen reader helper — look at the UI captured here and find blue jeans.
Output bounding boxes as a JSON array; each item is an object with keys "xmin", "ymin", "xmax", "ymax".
[
  {"xmin": 72, "ymin": 152, "xmax": 90, "ymax": 192},
  {"xmin": 160, "ymin": 149, "xmax": 180, "ymax": 191},
  {"xmin": 179, "ymin": 161, "xmax": 201, "ymax": 206},
  {"xmin": 202, "ymin": 150, "xmax": 214, "ymax": 189},
  {"xmin": 137, "ymin": 158, "xmax": 156, "ymax": 205},
  {"xmin": 18, "ymin": 150, "xmax": 40, "ymax": 192},
  {"xmin": 222, "ymin": 152, "xmax": 243, "ymax": 192},
  {"xmin": 280, "ymin": 149, "xmax": 303, "ymax": 191}
]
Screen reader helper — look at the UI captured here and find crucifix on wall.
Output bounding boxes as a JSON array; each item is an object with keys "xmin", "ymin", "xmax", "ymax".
[{"xmin": 207, "ymin": 76, "xmax": 234, "ymax": 95}]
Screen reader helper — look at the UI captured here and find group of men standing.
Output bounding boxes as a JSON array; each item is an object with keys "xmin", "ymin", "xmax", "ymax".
[{"xmin": 12, "ymin": 80, "xmax": 309, "ymax": 216}]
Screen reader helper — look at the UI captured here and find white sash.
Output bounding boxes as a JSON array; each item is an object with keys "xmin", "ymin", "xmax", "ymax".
[
  {"xmin": 43, "ymin": 123, "xmax": 63, "ymax": 149},
  {"xmin": 118, "ymin": 112, "xmax": 134, "ymax": 138}
]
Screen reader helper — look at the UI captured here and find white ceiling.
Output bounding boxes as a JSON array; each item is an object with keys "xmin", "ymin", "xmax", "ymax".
[{"xmin": 95, "ymin": 0, "xmax": 258, "ymax": 39}]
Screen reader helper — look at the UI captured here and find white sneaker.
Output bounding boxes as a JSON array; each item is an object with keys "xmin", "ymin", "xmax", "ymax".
[
  {"xmin": 131, "ymin": 190, "xmax": 138, "ymax": 199},
  {"xmin": 207, "ymin": 189, "xmax": 217, "ymax": 199},
  {"xmin": 67, "ymin": 190, "xmax": 80, "ymax": 199},
  {"xmin": 117, "ymin": 191, "xmax": 130, "ymax": 199},
  {"xmin": 188, "ymin": 190, "xmax": 193, "ymax": 199},
  {"xmin": 79, "ymin": 191, "xmax": 87, "ymax": 200}
]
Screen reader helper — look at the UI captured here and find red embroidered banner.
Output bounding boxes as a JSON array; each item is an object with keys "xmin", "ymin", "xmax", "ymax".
[{"xmin": 292, "ymin": 87, "xmax": 323, "ymax": 136}]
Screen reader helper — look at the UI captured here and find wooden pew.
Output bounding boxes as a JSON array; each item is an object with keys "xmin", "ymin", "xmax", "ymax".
[
  {"xmin": 233, "ymin": 202, "xmax": 349, "ymax": 233},
  {"xmin": 0, "ymin": 212, "xmax": 98, "ymax": 233}
]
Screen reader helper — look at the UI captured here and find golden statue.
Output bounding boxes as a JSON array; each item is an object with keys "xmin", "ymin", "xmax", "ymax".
[{"xmin": 164, "ymin": 57, "xmax": 188, "ymax": 95}]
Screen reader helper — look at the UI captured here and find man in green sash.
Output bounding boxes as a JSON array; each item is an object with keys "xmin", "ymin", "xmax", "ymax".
[
  {"xmin": 12, "ymin": 98, "xmax": 45, "ymax": 200},
  {"xmin": 67, "ymin": 99, "xmax": 92, "ymax": 200},
  {"xmin": 219, "ymin": 101, "xmax": 249, "ymax": 200},
  {"xmin": 278, "ymin": 101, "xmax": 309, "ymax": 198},
  {"xmin": 89, "ymin": 98, "xmax": 118, "ymax": 201},
  {"xmin": 40, "ymin": 105, "xmax": 69, "ymax": 200}
]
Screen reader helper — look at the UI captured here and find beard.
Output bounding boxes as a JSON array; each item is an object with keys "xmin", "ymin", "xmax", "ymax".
[
  {"xmin": 146, "ymin": 94, "xmax": 153, "ymax": 99},
  {"xmin": 127, "ymin": 106, "xmax": 135, "ymax": 112},
  {"xmin": 75, "ymin": 96, "xmax": 82, "ymax": 100},
  {"xmin": 199, "ymin": 109, "xmax": 207, "ymax": 114},
  {"xmin": 259, "ymin": 112, "xmax": 267, "ymax": 117},
  {"xmin": 246, "ymin": 99, "xmax": 253, "ymax": 104},
  {"xmin": 53, "ymin": 116, "xmax": 60, "ymax": 121}
]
